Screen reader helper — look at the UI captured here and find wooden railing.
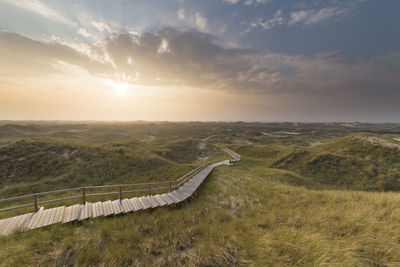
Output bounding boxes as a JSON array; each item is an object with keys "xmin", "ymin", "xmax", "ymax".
[
  {"xmin": 0, "ymin": 163, "xmax": 210, "ymax": 213},
  {"xmin": 224, "ymin": 148, "xmax": 241, "ymax": 161}
]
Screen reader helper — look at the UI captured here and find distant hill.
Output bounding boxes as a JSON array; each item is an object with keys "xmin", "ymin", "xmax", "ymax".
[
  {"xmin": 154, "ymin": 139, "xmax": 221, "ymax": 163},
  {"xmin": 235, "ymin": 134, "xmax": 400, "ymax": 191}
]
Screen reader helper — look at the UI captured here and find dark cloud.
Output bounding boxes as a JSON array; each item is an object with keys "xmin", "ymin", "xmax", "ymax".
[{"xmin": 0, "ymin": 31, "xmax": 111, "ymax": 78}]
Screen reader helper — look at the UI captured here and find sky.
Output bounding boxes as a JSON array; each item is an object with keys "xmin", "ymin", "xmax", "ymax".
[{"xmin": 0, "ymin": 0, "xmax": 399, "ymax": 122}]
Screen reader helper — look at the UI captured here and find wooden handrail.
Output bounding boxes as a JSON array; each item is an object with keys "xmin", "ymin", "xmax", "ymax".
[
  {"xmin": 224, "ymin": 148, "xmax": 241, "ymax": 161},
  {"xmin": 0, "ymin": 148, "xmax": 236, "ymax": 214},
  {"xmin": 0, "ymin": 163, "xmax": 208, "ymax": 213}
]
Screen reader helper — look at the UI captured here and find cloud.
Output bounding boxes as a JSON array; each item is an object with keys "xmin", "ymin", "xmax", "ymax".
[
  {"xmin": 194, "ymin": 12, "xmax": 207, "ymax": 31},
  {"xmin": 125, "ymin": 26, "xmax": 139, "ymax": 37},
  {"xmin": 244, "ymin": 0, "xmax": 269, "ymax": 6},
  {"xmin": 1, "ymin": 27, "xmax": 399, "ymax": 104},
  {"xmin": 247, "ymin": 9, "xmax": 283, "ymax": 32},
  {"xmin": 0, "ymin": 31, "xmax": 111, "ymax": 79},
  {"xmin": 2, "ymin": 27, "xmax": 400, "ymax": 121},
  {"xmin": 177, "ymin": 8, "xmax": 185, "ymax": 20},
  {"xmin": 77, "ymin": 27, "xmax": 93, "ymax": 39},
  {"xmin": 223, "ymin": 0, "xmax": 240, "ymax": 4},
  {"xmin": 91, "ymin": 21, "xmax": 117, "ymax": 35},
  {"xmin": 288, "ymin": 7, "xmax": 349, "ymax": 26},
  {"xmin": 246, "ymin": 0, "xmax": 365, "ymax": 31},
  {"xmin": 0, "ymin": 0, "xmax": 75, "ymax": 26}
]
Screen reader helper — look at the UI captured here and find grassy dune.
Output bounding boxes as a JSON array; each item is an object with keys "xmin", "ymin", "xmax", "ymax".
[
  {"xmin": 1, "ymin": 160, "xmax": 400, "ymax": 266},
  {"xmin": 234, "ymin": 134, "xmax": 400, "ymax": 192},
  {"xmin": 2, "ymin": 123, "xmax": 400, "ymax": 265},
  {"xmin": 0, "ymin": 138, "xmax": 224, "ymax": 198}
]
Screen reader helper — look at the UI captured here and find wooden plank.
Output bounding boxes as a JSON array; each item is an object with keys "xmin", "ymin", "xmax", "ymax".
[
  {"xmin": 47, "ymin": 207, "xmax": 60, "ymax": 225},
  {"xmin": 91, "ymin": 203, "xmax": 97, "ymax": 218},
  {"xmin": 138, "ymin": 197, "xmax": 151, "ymax": 209},
  {"xmin": 62, "ymin": 206, "xmax": 72, "ymax": 223},
  {"xmin": 45, "ymin": 207, "xmax": 59, "ymax": 226},
  {"xmin": 40, "ymin": 209, "xmax": 52, "ymax": 227},
  {"xmin": 71, "ymin": 204, "xmax": 81, "ymax": 221},
  {"xmin": 111, "ymin": 200, "xmax": 123, "ymax": 215},
  {"xmin": 77, "ymin": 205, "xmax": 85, "ymax": 221},
  {"xmin": 41, "ymin": 208, "xmax": 56, "ymax": 227},
  {"xmin": 43, "ymin": 208, "xmax": 56, "ymax": 227},
  {"xmin": 0, "ymin": 218, "xmax": 11, "ymax": 234},
  {"xmin": 85, "ymin": 203, "xmax": 93, "ymax": 219},
  {"xmin": 176, "ymin": 189, "xmax": 191, "ymax": 197},
  {"xmin": 28, "ymin": 211, "xmax": 43, "ymax": 229},
  {"xmin": 96, "ymin": 202, "xmax": 104, "ymax": 217},
  {"xmin": 62, "ymin": 204, "xmax": 80, "ymax": 223},
  {"xmin": 178, "ymin": 185, "xmax": 194, "ymax": 193},
  {"xmin": 92, "ymin": 202, "xmax": 103, "ymax": 218},
  {"xmin": 121, "ymin": 199, "xmax": 133, "ymax": 213},
  {"xmin": 24, "ymin": 208, "xmax": 43, "ymax": 229},
  {"xmin": 172, "ymin": 191, "xmax": 187, "ymax": 202},
  {"xmin": 178, "ymin": 187, "xmax": 194, "ymax": 195},
  {"xmin": 147, "ymin": 196, "xmax": 160, "ymax": 208},
  {"xmin": 127, "ymin": 198, "xmax": 136, "ymax": 211},
  {"xmin": 183, "ymin": 181, "xmax": 196, "ymax": 187},
  {"xmin": 34, "ymin": 208, "xmax": 49, "ymax": 228},
  {"xmin": 86, "ymin": 203, "xmax": 92, "ymax": 219},
  {"xmin": 167, "ymin": 192, "xmax": 180, "ymax": 203},
  {"xmin": 160, "ymin": 193, "xmax": 175, "ymax": 205},
  {"xmin": 79, "ymin": 203, "xmax": 92, "ymax": 220},
  {"xmin": 11, "ymin": 213, "xmax": 32, "ymax": 231},
  {"xmin": 184, "ymin": 181, "xmax": 200, "ymax": 189},
  {"xmin": 0, "ymin": 217, "xmax": 17, "ymax": 235},
  {"xmin": 27, "ymin": 207, "xmax": 45, "ymax": 229},
  {"xmin": 47, "ymin": 207, "xmax": 59, "ymax": 226},
  {"xmin": 106, "ymin": 201, "xmax": 114, "ymax": 216},
  {"xmin": 153, "ymin": 194, "xmax": 168, "ymax": 206},
  {"xmin": 3, "ymin": 215, "xmax": 24, "ymax": 235},
  {"xmin": 102, "ymin": 201, "xmax": 113, "ymax": 216},
  {"xmin": 125, "ymin": 199, "xmax": 134, "ymax": 212},
  {"xmin": 3, "ymin": 216, "xmax": 23, "ymax": 235},
  {"xmin": 78, "ymin": 204, "xmax": 86, "ymax": 220},
  {"xmin": 142, "ymin": 197, "xmax": 153, "ymax": 209},
  {"xmin": 101, "ymin": 201, "xmax": 109, "ymax": 216},
  {"xmin": 53, "ymin": 206, "xmax": 65, "ymax": 224},
  {"xmin": 67, "ymin": 205, "xmax": 75, "ymax": 222},
  {"xmin": 129, "ymin": 198, "xmax": 143, "ymax": 211},
  {"xmin": 106, "ymin": 201, "xmax": 114, "ymax": 215},
  {"xmin": 171, "ymin": 191, "xmax": 185, "ymax": 202}
]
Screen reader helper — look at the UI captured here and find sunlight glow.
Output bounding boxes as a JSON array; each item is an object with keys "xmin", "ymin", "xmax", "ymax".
[{"xmin": 110, "ymin": 81, "xmax": 132, "ymax": 97}]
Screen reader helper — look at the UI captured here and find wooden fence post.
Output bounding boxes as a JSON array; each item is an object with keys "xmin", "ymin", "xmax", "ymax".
[
  {"xmin": 34, "ymin": 194, "xmax": 38, "ymax": 212},
  {"xmin": 82, "ymin": 187, "xmax": 86, "ymax": 204},
  {"xmin": 119, "ymin": 186, "xmax": 123, "ymax": 201}
]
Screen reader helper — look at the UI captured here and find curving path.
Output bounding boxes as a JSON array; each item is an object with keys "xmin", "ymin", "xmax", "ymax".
[{"xmin": 0, "ymin": 149, "xmax": 240, "ymax": 236}]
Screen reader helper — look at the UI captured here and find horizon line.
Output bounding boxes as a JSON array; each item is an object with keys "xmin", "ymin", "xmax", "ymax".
[{"xmin": 1, "ymin": 120, "xmax": 400, "ymax": 124}]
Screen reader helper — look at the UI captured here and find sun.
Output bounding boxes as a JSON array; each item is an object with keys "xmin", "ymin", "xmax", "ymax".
[{"xmin": 111, "ymin": 81, "xmax": 131, "ymax": 97}]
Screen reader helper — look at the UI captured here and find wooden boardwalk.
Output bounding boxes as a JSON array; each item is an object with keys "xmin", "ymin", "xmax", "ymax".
[{"xmin": 0, "ymin": 150, "xmax": 239, "ymax": 236}]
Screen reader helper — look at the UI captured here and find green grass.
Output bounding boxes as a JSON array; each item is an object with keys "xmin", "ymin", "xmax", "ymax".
[
  {"xmin": 233, "ymin": 134, "xmax": 400, "ymax": 192},
  {"xmin": 0, "ymin": 138, "xmax": 225, "ymax": 198},
  {"xmin": 2, "ymin": 122, "xmax": 400, "ymax": 265},
  {"xmin": 2, "ymin": 160, "xmax": 400, "ymax": 266}
]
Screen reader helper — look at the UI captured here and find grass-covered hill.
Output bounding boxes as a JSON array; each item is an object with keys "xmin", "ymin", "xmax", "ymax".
[
  {"xmin": 2, "ymin": 161, "xmax": 400, "ymax": 266},
  {"xmin": 234, "ymin": 134, "xmax": 400, "ymax": 192},
  {"xmin": 155, "ymin": 139, "xmax": 220, "ymax": 163},
  {"xmin": 2, "ymin": 122, "xmax": 400, "ymax": 265},
  {"xmin": 0, "ymin": 138, "xmax": 224, "ymax": 199}
]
